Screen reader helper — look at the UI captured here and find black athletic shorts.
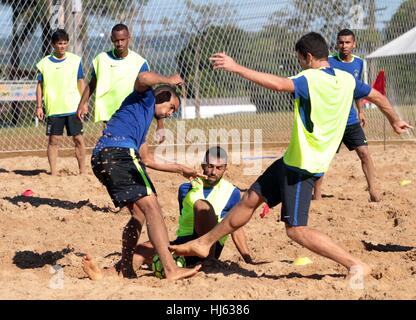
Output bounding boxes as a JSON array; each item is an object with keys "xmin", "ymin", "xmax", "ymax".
[
  {"xmin": 250, "ymin": 158, "xmax": 319, "ymax": 227},
  {"xmin": 170, "ymin": 234, "xmax": 224, "ymax": 266},
  {"xmin": 91, "ymin": 147, "xmax": 156, "ymax": 208},
  {"xmin": 46, "ymin": 114, "xmax": 83, "ymax": 136},
  {"xmin": 339, "ymin": 122, "xmax": 368, "ymax": 151}
]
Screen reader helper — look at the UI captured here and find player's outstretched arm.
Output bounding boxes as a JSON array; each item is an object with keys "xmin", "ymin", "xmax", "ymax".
[
  {"xmin": 209, "ymin": 52, "xmax": 295, "ymax": 93},
  {"xmin": 135, "ymin": 72, "xmax": 183, "ymax": 93},
  {"xmin": 365, "ymin": 89, "xmax": 413, "ymax": 134},
  {"xmin": 139, "ymin": 143, "xmax": 206, "ymax": 181}
]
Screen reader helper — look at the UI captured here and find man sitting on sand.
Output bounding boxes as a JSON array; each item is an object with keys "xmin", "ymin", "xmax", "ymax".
[{"xmin": 133, "ymin": 146, "xmax": 253, "ymax": 268}]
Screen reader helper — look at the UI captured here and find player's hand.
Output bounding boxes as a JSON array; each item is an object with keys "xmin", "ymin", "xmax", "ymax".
[
  {"xmin": 155, "ymin": 128, "xmax": 166, "ymax": 144},
  {"xmin": 180, "ymin": 166, "xmax": 207, "ymax": 181},
  {"xmin": 241, "ymin": 254, "xmax": 272, "ymax": 265},
  {"xmin": 155, "ymin": 118, "xmax": 166, "ymax": 144},
  {"xmin": 168, "ymin": 74, "xmax": 183, "ymax": 86},
  {"xmin": 77, "ymin": 104, "xmax": 88, "ymax": 121},
  {"xmin": 209, "ymin": 52, "xmax": 240, "ymax": 73},
  {"xmin": 358, "ymin": 112, "xmax": 366, "ymax": 127},
  {"xmin": 391, "ymin": 120, "xmax": 413, "ymax": 134},
  {"xmin": 36, "ymin": 107, "xmax": 44, "ymax": 121}
]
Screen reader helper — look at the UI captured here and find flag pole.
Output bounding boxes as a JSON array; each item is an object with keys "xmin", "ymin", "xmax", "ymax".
[{"xmin": 382, "ymin": 70, "xmax": 386, "ymax": 151}]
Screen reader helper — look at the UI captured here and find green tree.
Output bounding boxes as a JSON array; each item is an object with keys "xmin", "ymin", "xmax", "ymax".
[
  {"xmin": 381, "ymin": 0, "xmax": 416, "ymax": 106},
  {"xmin": 248, "ymin": 25, "xmax": 301, "ymax": 112},
  {"xmin": 0, "ymin": 0, "xmax": 51, "ymax": 126},
  {"xmin": 177, "ymin": 25, "xmax": 250, "ymax": 100},
  {"xmin": 176, "ymin": 22, "xmax": 299, "ymax": 113},
  {"xmin": 172, "ymin": 0, "xmax": 235, "ymax": 118},
  {"xmin": 1, "ymin": 0, "xmax": 51, "ymax": 80},
  {"xmin": 257, "ymin": 0, "xmax": 384, "ymax": 112},
  {"xmin": 0, "ymin": 0, "xmax": 148, "ymax": 126},
  {"xmin": 84, "ymin": 0, "xmax": 149, "ymax": 51},
  {"xmin": 385, "ymin": 0, "xmax": 416, "ymax": 42}
]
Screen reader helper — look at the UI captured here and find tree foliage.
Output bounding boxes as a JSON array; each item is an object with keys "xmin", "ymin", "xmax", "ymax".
[
  {"xmin": 385, "ymin": 0, "xmax": 416, "ymax": 42},
  {"xmin": 382, "ymin": 0, "xmax": 416, "ymax": 105}
]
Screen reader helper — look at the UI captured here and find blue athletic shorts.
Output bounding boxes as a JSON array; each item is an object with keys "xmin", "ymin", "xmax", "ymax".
[{"xmin": 250, "ymin": 158, "xmax": 318, "ymax": 227}]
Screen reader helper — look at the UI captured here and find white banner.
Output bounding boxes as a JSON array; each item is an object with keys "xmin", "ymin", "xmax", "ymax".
[{"xmin": 0, "ymin": 81, "xmax": 37, "ymax": 101}]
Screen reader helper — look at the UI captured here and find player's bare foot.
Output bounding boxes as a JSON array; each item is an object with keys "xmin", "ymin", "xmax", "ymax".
[
  {"xmin": 164, "ymin": 264, "xmax": 202, "ymax": 280},
  {"xmin": 82, "ymin": 254, "xmax": 104, "ymax": 280},
  {"xmin": 169, "ymin": 239, "xmax": 210, "ymax": 258},
  {"xmin": 369, "ymin": 190, "xmax": 382, "ymax": 202}
]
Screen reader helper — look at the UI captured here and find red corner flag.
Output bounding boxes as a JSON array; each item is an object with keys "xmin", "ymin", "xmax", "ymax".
[
  {"xmin": 259, "ymin": 203, "xmax": 270, "ymax": 218},
  {"xmin": 373, "ymin": 70, "xmax": 386, "ymax": 95},
  {"xmin": 362, "ymin": 70, "xmax": 386, "ymax": 104}
]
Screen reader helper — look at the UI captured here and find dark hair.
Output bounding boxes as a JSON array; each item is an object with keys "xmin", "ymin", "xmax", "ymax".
[
  {"xmin": 295, "ymin": 32, "xmax": 329, "ymax": 60},
  {"xmin": 154, "ymin": 85, "xmax": 181, "ymax": 108},
  {"xmin": 337, "ymin": 29, "xmax": 355, "ymax": 40},
  {"xmin": 51, "ymin": 29, "xmax": 69, "ymax": 44},
  {"xmin": 111, "ymin": 23, "xmax": 129, "ymax": 34},
  {"xmin": 203, "ymin": 146, "xmax": 228, "ymax": 164}
]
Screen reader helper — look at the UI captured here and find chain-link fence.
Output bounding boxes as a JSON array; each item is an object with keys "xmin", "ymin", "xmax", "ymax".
[{"xmin": 0, "ymin": 0, "xmax": 415, "ymax": 153}]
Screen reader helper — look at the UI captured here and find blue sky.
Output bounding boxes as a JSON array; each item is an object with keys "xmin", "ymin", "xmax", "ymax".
[{"xmin": 0, "ymin": 0, "xmax": 405, "ymax": 38}]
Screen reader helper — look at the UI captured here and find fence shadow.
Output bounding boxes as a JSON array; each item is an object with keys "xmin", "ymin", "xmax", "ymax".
[
  {"xmin": 12, "ymin": 169, "xmax": 48, "ymax": 176},
  {"xmin": 362, "ymin": 241, "xmax": 414, "ymax": 252},
  {"xmin": 13, "ymin": 247, "xmax": 74, "ymax": 269},
  {"xmin": 3, "ymin": 195, "xmax": 111, "ymax": 212}
]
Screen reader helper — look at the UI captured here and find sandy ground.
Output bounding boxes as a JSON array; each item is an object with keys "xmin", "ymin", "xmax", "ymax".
[{"xmin": 0, "ymin": 144, "xmax": 415, "ymax": 300}]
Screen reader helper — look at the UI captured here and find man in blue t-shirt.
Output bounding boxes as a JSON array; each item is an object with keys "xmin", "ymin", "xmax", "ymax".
[
  {"xmin": 81, "ymin": 71, "xmax": 203, "ymax": 281},
  {"xmin": 129, "ymin": 146, "xmax": 253, "ymax": 268},
  {"xmin": 314, "ymin": 29, "xmax": 381, "ymax": 202}
]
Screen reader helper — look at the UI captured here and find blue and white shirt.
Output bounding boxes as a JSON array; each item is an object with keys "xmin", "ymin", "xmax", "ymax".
[
  {"xmin": 93, "ymin": 89, "xmax": 155, "ymax": 154},
  {"xmin": 328, "ymin": 53, "xmax": 364, "ymax": 126}
]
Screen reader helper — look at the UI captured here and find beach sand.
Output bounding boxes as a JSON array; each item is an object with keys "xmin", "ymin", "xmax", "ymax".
[{"xmin": 0, "ymin": 144, "xmax": 415, "ymax": 299}]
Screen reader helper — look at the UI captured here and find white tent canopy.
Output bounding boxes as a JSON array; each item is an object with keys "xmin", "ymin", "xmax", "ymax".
[{"xmin": 367, "ymin": 26, "xmax": 416, "ymax": 58}]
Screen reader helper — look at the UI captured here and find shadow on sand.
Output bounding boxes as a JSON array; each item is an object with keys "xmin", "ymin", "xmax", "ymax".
[
  {"xmin": 4, "ymin": 195, "xmax": 111, "ymax": 212},
  {"xmin": 13, "ymin": 247, "xmax": 74, "ymax": 269},
  {"xmin": 12, "ymin": 169, "xmax": 48, "ymax": 176}
]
